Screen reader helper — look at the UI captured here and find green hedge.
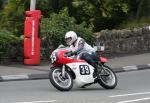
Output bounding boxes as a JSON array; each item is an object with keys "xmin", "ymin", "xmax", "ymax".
[{"xmin": 0, "ymin": 30, "xmax": 23, "ymax": 63}]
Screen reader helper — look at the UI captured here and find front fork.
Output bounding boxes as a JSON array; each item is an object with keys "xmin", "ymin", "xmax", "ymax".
[{"xmin": 62, "ymin": 65, "xmax": 66, "ymax": 78}]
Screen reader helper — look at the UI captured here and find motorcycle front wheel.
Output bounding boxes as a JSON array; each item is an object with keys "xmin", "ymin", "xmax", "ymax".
[
  {"xmin": 49, "ymin": 68, "xmax": 73, "ymax": 91},
  {"xmin": 97, "ymin": 65, "xmax": 117, "ymax": 89}
]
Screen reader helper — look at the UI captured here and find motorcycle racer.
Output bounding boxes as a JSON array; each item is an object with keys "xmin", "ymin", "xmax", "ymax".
[{"xmin": 64, "ymin": 31, "xmax": 99, "ymax": 72}]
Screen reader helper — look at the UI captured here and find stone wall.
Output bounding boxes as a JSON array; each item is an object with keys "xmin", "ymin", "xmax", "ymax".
[{"xmin": 95, "ymin": 26, "xmax": 150, "ymax": 57}]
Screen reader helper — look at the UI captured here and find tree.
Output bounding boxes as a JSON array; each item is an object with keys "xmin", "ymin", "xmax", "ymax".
[
  {"xmin": 1, "ymin": 0, "xmax": 150, "ymax": 34},
  {"xmin": 36, "ymin": 0, "xmax": 52, "ymax": 17},
  {"xmin": 70, "ymin": 0, "xmax": 128, "ymax": 31},
  {"xmin": 0, "ymin": 0, "xmax": 3, "ymax": 10},
  {"xmin": 127, "ymin": 0, "xmax": 150, "ymax": 21},
  {"xmin": 0, "ymin": 0, "xmax": 29, "ymax": 35}
]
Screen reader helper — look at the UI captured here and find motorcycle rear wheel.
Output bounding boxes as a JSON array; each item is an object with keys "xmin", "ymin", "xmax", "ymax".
[
  {"xmin": 97, "ymin": 65, "xmax": 117, "ymax": 89},
  {"xmin": 49, "ymin": 68, "xmax": 73, "ymax": 91}
]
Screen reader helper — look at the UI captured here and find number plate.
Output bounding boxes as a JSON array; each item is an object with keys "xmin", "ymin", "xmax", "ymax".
[{"xmin": 79, "ymin": 65, "xmax": 90, "ymax": 75}]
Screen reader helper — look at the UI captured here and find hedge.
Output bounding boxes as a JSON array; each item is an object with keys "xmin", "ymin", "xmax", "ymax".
[{"xmin": 0, "ymin": 30, "xmax": 23, "ymax": 64}]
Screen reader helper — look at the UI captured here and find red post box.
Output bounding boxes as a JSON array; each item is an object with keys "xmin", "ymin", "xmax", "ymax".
[{"xmin": 24, "ymin": 10, "xmax": 42, "ymax": 65}]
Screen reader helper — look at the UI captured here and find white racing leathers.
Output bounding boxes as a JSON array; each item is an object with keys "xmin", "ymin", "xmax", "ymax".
[{"xmin": 70, "ymin": 37, "xmax": 95, "ymax": 58}]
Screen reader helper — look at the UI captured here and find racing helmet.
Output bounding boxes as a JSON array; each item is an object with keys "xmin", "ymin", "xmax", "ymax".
[{"xmin": 65, "ymin": 31, "xmax": 77, "ymax": 46}]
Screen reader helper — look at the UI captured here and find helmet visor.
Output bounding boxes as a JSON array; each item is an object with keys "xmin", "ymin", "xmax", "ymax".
[{"xmin": 65, "ymin": 37, "xmax": 72, "ymax": 45}]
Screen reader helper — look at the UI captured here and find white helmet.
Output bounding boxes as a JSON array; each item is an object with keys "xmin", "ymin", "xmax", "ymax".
[{"xmin": 65, "ymin": 31, "xmax": 77, "ymax": 46}]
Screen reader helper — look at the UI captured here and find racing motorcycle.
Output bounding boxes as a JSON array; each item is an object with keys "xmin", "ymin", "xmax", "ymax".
[{"xmin": 49, "ymin": 45, "xmax": 117, "ymax": 91}]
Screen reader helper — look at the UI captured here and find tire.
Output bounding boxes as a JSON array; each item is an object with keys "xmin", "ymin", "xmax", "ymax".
[
  {"xmin": 97, "ymin": 65, "xmax": 117, "ymax": 89},
  {"xmin": 49, "ymin": 67, "xmax": 73, "ymax": 91}
]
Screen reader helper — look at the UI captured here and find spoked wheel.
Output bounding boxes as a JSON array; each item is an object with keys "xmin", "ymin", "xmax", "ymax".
[
  {"xmin": 49, "ymin": 68, "xmax": 73, "ymax": 91},
  {"xmin": 97, "ymin": 65, "xmax": 117, "ymax": 89}
]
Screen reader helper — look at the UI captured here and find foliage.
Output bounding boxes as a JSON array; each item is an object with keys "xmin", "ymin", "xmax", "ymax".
[
  {"xmin": 0, "ymin": 0, "xmax": 29, "ymax": 36},
  {"xmin": 39, "ymin": 0, "xmax": 128, "ymax": 31},
  {"xmin": 1, "ymin": 0, "xmax": 150, "ymax": 34},
  {"xmin": 119, "ymin": 17, "xmax": 150, "ymax": 29},
  {"xmin": 67, "ymin": 0, "xmax": 129, "ymax": 31},
  {"xmin": 0, "ymin": 0, "xmax": 2, "ymax": 10},
  {"xmin": 41, "ymin": 9, "xmax": 94, "ymax": 58},
  {"xmin": 127, "ymin": 0, "xmax": 150, "ymax": 20},
  {"xmin": 0, "ymin": 30, "xmax": 23, "ymax": 63},
  {"xmin": 36, "ymin": 0, "xmax": 52, "ymax": 17}
]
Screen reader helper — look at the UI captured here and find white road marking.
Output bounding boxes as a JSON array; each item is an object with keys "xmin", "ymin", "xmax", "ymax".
[
  {"xmin": 117, "ymin": 97, "xmax": 150, "ymax": 103},
  {"xmin": 14, "ymin": 100, "xmax": 56, "ymax": 103},
  {"xmin": 110, "ymin": 91, "xmax": 150, "ymax": 98},
  {"xmin": 2, "ymin": 74, "xmax": 29, "ymax": 80},
  {"xmin": 123, "ymin": 66, "xmax": 138, "ymax": 71}
]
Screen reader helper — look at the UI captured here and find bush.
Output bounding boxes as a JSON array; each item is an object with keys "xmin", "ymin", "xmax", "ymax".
[
  {"xmin": 0, "ymin": 30, "xmax": 23, "ymax": 64},
  {"xmin": 119, "ymin": 17, "xmax": 150, "ymax": 29},
  {"xmin": 41, "ymin": 9, "xmax": 94, "ymax": 58},
  {"xmin": 0, "ymin": 0, "xmax": 2, "ymax": 10}
]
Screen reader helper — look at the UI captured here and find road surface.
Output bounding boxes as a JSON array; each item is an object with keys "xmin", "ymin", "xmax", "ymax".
[{"xmin": 0, "ymin": 69, "xmax": 150, "ymax": 103}]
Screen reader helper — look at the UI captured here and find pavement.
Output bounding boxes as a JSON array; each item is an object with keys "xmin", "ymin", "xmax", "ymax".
[{"xmin": 0, "ymin": 53, "xmax": 150, "ymax": 82}]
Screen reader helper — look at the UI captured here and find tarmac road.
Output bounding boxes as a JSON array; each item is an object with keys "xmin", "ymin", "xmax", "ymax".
[{"xmin": 0, "ymin": 69, "xmax": 150, "ymax": 103}]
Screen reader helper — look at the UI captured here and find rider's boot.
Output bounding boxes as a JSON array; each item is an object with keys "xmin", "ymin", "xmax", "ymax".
[
  {"xmin": 91, "ymin": 62, "xmax": 102, "ymax": 78},
  {"xmin": 91, "ymin": 62, "xmax": 99, "ymax": 78}
]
